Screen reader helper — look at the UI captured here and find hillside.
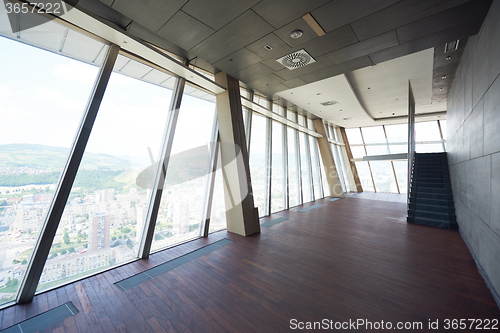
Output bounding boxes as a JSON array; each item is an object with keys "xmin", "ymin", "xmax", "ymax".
[{"xmin": 0, "ymin": 144, "xmax": 131, "ymax": 171}]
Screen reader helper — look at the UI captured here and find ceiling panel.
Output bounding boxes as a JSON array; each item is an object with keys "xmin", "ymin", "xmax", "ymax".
[
  {"xmin": 111, "ymin": 0, "xmax": 188, "ymax": 33},
  {"xmin": 273, "ymin": 17, "xmax": 319, "ymax": 47},
  {"xmin": 245, "ymin": 33, "xmax": 292, "ymax": 59},
  {"xmin": 189, "ymin": 10, "xmax": 274, "ymax": 63},
  {"xmin": 369, "ymin": 19, "xmax": 483, "ymax": 65},
  {"xmin": 396, "ymin": 0, "xmax": 492, "ymax": 44},
  {"xmin": 261, "ymin": 56, "xmax": 288, "ymax": 71},
  {"xmin": 301, "ymin": 56, "xmax": 373, "ymax": 83},
  {"xmin": 326, "ymin": 30, "xmax": 398, "ymax": 64},
  {"xmin": 283, "ymin": 78, "xmax": 307, "ymax": 89},
  {"xmin": 156, "ymin": 11, "xmax": 215, "ymax": 51},
  {"xmin": 350, "ymin": 0, "xmax": 470, "ymax": 41},
  {"xmin": 213, "ymin": 48, "xmax": 263, "ymax": 74},
  {"xmin": 252, "ymin": 0, "xmax": 330, "ymax": 29},
  {"xmin": 232, "ymin": 63, "xmax": 275, "ymax": 83},
  {"xmin": 311, "ymin": 0, "xmax": 400, "ymax": 33},
  {"xmin": 181, "ymin": 0, "xmax": 259, "ymax": 30},
  {"xmin": 299, "ymin": 24, "xmax": 358, "ymax": 58}
]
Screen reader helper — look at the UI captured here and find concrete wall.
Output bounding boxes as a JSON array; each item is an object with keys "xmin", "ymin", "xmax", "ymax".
[{"xmin": 447, "ymin": 0, "xmax": 500, "ymax": 302}]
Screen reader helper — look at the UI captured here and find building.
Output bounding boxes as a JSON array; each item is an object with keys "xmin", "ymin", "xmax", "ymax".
[
  {"xmin": 88, "ymin": 213, "xmax": 111, "ymax": 251},
  {"xmin": 0, "ymin": 0, "xmax": 499, "ymax": 329}
]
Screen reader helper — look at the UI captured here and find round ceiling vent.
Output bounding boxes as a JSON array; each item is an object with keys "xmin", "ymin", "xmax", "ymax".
[{"xmin": 276, "ymin": 49, "xmax": 316, "ymax": 70}]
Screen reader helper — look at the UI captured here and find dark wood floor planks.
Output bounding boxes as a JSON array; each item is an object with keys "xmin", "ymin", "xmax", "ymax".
[{"xmin": 0, "ymin": 196, "xmax": 499, "ymax": 332}]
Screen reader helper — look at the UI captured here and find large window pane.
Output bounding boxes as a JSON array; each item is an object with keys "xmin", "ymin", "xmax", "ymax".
[
  {"xmin": 208, "ymin": 150, "xmax": 226, "ymax": 233},
  {"xmin": 299, "ymin": 133, "xmax": 312, "ymax": 203},
  {"xmin": 310, "ymin": 137, "xmax": 322, "ymax": 199},
  {"xmin": 366, "ymin": 145, "xmax": 389, "ymax": 156},
  {"xmin": 361, "ymin": 126, "xmax": 386, "ymax": 144},
  {"xmin": 36, "ymin": 54, "xmax": 172, "ymax": 292},
  {"xmin": 416, "ymin": 144, "xmax": 444, "ymax": 153},
  {"xmin": 287, "ymin": 128, "xmax": 300, "ymax": 207},
  {"xmin": 345, "ymin": 128, "xmax": 363, "ymax": 144},
  {"xmin": 350, "ymin": 146, "xmax": 366, "ymax": 159},
  {"xmin": 0, "ymin": 25, "xmax": 105, "ymax": 303},
  {"xmin": 415, "ymin": 121, "xmax": 441, "ymax": 142},
  {"xmin": 318, "ymin": 151, "xmax": 331, "ymax": 197},
  {"xmin": 393, "ymin": 161, "xmax": 408, "ymax": 194},
  {"xmin": 355, "ymin": 162, "xmax": 375, "ymax": 192},
  {"xmin": 385, "ymin": 124, "xmax": 408, "ymax": 143},
  {"xmin": 440, "ymin": 120, "xmax": 447, "ymax": 141},
  {"xmin": 152, "ymin": 86, "xmax": 216, "ymax": 252},
  {"xmin": 271, "ymin": 122, "xmax": 285, "ymax": 213},
  {"xmin": 249, "ymin": 114, "xmax": 267, "ymax": 215},
  {"xmin": 370, "ymin": 161, "xmax": 398, "ymax": 193},
  {"xmin": 388, "ymin": 144, "xmax": 408, "ymax": 154}
]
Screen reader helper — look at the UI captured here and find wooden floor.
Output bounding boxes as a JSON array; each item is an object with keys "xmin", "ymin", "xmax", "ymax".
[{"xmin": 1, "ymin": 197, "xmax": 498, "ymax": 332}]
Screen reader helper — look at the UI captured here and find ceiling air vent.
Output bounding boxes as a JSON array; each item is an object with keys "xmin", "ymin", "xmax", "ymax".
[
  {"xmin": 445, "ymin": 40, "xmax": 459, "ymax": 53},
  {"xmin": 276, "ymin": 49, "xmax": 316, "ymax": 70}
]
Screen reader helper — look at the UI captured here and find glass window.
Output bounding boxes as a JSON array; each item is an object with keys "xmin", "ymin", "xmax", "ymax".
[
  {"xmin": 286, "ymin": 110, "xmax": 296, "ymax": 122},
  {"xmin": 297, "ymin": 115, "xmax": 306, "ymax": 127},
  {"xmin": 366, "ymin": 145, "xmax": 389, "ymax": 156},
  {"xmin": 393, "ymin": 161, "xmax": 408, "ymax": 195},
  {"xmin": 0, "ymin": 28, "xmax": 106, "ymax": 302},
  {"xmin": 345, "ymin": 128, "xmax": 363, "ymax": 145},
  {"xmin": 439, "ymin": 120, "xmax": 447, "ymax": 141},
  {"xmin": 287, "ymin": 128, "xmax": 300, "ymax": 207},
  {"xmin": 318, "ymin": 150, "xmax": 331, "ymax": 197},
  {"xmin": 416, "ymin": 144, "xmax": 444, "ymax": 153},
  {"xmin": 299, "ymin": 133, "xmax": 312, "ymax": 203},
  {"xmin": 35, "ymin": 53, "xmax": 173, "ymax": 292},
  {"xmin": 387, "ymin": 144, "xmax": 407, "ymax": 154},
  {"xmin": 385, "ymin": 124, "xmax": 408, "ymax": 143},
  {"xmin": 242, "ymin": 107, "xmax": 249, "ymax": 136},
  {"xmin": 361, "ymin": 126, "xmax": 386, "ymax": 144},
  {"xmin": 310, "ymin": 137, "xmax": 322, "ymax": 199},
  {"xmin": 271, "ymin": 122, "xmax": 285, "ymax": 213},
  {"xmin": 355, "ymin": 162, "xmax": 375, "ymax": 192},
  {"xmin": 152, "ymin": 87, "xmax": 216, "ymax": 252},
  {"xmin": 253, "ymin": 94, "xmax": 268, "ymax": 109},
  {"xmin": 370, "ymin": 161, "xmax": 397, "ymax": 193},
  {"xmin": 208, "ymin": 150, "xmax": 226, "ymax": 233},
  {"xmin": 350, "ymin": 146, "xmax": 366, "ymax": 159},
  {"xmin": 249, "ymin": 114, "xmax": 267, "ymax": 216},
  {"xmin": 415, "ymin": 121, "xmax": 441, "ymax": 142}
]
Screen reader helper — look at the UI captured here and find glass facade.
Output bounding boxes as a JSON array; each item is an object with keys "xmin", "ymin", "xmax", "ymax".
[
  {"xmin": 346, "ymin": 121, "xmax": 446, "ymax": 193},
  {"xmin": 0, "ymin": 24, "xmax": 107, "ymax": 303},
  {"xmin": 0, "ymin": 6, "xmax": 352, "ymax": 306}
]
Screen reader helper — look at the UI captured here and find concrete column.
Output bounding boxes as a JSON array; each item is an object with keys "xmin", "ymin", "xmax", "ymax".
[
  {"xmin": 313, "ymin": 119, "xmax": 342, "ymax": 197},
  {"xmin": 215, "ymin": 72, "xmax": 260, "ymax": 236},
  {"xmin": 339, "ymin": 127, "xmax": 363, "ymax": 192}
]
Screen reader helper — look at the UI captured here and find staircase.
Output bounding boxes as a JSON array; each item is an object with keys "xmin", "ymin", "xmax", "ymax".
[{"xmin": 407, "ymin": 152, "xmax": 457, "ymax": 229}]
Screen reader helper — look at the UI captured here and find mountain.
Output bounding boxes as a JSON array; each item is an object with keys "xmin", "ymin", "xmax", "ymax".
[{"xmin": 0, "ymin": 144, "xmax": 131, "ymax": 171}]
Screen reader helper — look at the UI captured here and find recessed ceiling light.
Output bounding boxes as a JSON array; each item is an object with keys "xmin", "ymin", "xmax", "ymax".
[
  {"xmin": 264, "ymin": 44, "xmax": 273, "ymax": 51},
  {"xmin": 343, "ymin": 117, "xmax": 355, "ymax": 120},
  {"xmin": 392, "ymin": 113, "xmax": 395, "ymax": 116},
  {"xmin": 320, "ymin": 100, "xmax": 339, "ymax": 106},
  {"xmin": 446, "ymin": 56, "xmax": 451, "ymax": 61},
  {"xmin": 367, "ymin": 87, "xmax": 371, "ymax": 90},
  {"xmin": 440, "ymin": 88, "xmax": 443, "ymax": 91},
  {"xmin": 290, "ymin": 30, "xmax": 303, "ymax": 39},
  {"xmin": 442, "ymin": 75, "xmax": 447, "ymax": 79}
]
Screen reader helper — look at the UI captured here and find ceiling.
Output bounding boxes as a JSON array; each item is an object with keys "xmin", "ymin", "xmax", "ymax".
[{"xmin": 76, "ymin": 0, "xmax": 492, "ymax": 126}]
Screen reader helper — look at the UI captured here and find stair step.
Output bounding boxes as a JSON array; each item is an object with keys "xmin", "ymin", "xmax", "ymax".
[
  {"xmin": 413, "ymin": 192, "xmax": 454, "ymax": 200},
  {"xmin": 412, "ymin": 210, "xmax": 456, "ymax": 222},
  {"xmin": 415, "ymin": 182, "xmax": 451, "ymax": 188},
  {"xmin": 416, "ymin": 177, "xmax": 451, "ymax": 183},
  {"xmin": 412, "ymin": 187, "xmax": 452, "ymax": 194},
  {"xmin": 407, "ymin": 216, "xmax": 458, "ymax": 229},
  {"xmin": 409, "ymin": 203, "xmax": 455, "ymax": 214},
  {"xmin": 410, "ymin": 197, "xmax": 454, "ymax": 206}
]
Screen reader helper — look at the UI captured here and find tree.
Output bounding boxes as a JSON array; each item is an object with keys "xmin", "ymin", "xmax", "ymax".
[
  {"xmin": 121, "ymin": 227, "xmax": 131, "ymax": 234},
  {"xmin": 83, "ymin": 243, "xmax": 88, "ymax": 248},
  {"xmin": 68, "ymin": 247, "xmax": 75, "ymax": 253},
  {"xmin": 111, "ymin": 241, "xmax": 121, "ymax": 248},
  {"xmin": 21, "ymin": 259, "xmax": 27, "ymax": 265},
  {"xmin": 126, "ymin": 239, "xmax": 133, "ymax": 249},
  {"xmin": 60, "ymin": 249, "xmax": 67, "ymax": 255},
  {"xmin": 111, "ymin": 236, "xmax": 116, "ymax": 241},
  {"xmin": 63, "ymin": 231, "xmax": 70, "ymax": 244}
]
